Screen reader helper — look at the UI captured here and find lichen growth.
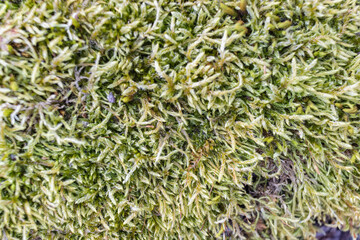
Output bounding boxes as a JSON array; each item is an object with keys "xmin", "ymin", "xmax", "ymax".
[{"xmin": 0, "ymin": 0, "xmax": 360, "ymax": 239}]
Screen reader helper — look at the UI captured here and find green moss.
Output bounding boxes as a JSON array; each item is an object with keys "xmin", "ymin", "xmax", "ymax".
[{"xmin": 0, "ymin": 0, "xmax": 360, "ymax": 239}]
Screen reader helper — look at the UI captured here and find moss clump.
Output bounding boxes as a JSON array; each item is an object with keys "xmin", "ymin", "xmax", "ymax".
[{"xmin": 0, "ymin": 0, "xmax": 360, "ymax": 239}]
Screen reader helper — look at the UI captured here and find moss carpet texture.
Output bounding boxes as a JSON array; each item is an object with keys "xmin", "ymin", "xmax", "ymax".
[{"xmin": 1, "ymin": 0, "xmax": 360, "ymax": 239}]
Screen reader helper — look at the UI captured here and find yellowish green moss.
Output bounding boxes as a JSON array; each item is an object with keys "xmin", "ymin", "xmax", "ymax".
[{"xmin": 0, "ymin": 0, "xmax": 360, "ymax": 239}]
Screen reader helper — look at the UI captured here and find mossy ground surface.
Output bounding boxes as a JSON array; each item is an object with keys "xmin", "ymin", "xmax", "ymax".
[{"xmin": 1, "ymin": 0, "xmax": 360, "ymax": 239}]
